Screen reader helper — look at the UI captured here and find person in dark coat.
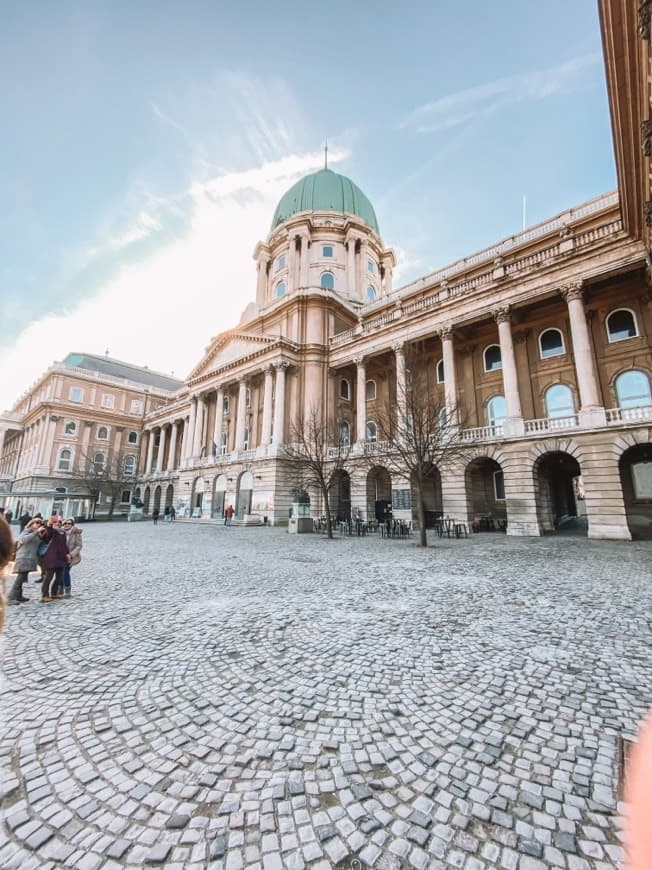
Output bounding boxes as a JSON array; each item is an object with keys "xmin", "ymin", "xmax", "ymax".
[
  {"xmin": 9, "ymin": 518, "xmax": 42, "ymax": 604},
  {"xmin": 152, "ymin": 508, "xmax": 160, "ymax": 525},
  {"xmin": 19, "ymin": 512, "xmax": 32, "ymax": 532},
  {"xmin": 40, "ymin": 516, "xmax": 70, "ymax": 602}
]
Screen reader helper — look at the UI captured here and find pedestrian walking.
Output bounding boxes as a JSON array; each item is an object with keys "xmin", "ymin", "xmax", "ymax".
[
  {"xmin": 225, "ymin": 504, "xmax": 235, "ymax": 526},
  {"xmin": 152, "ymin": 508, "xmax": 160, "ymax": 525},
  {"xmin": 40, "ymin": 517, "xmax": 70, "ymax": 602},
  {"xmin": 62, "ymin": 518, "xmax": 82, "ymax": 598},
  {"xmin": 169, "ymin": 505, "xmax": 176, "ymax": 522},
  {"xmin": 9, "ymin": 518, "xmax": 43, "ymax": 605}
]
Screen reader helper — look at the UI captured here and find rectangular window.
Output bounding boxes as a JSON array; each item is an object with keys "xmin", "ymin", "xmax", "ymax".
[
  {"xmin": 493, "ymin": 470, "xmax": 505, "ymax": 501},
  {"xmin": 64, "ymin": 421, "xmax": 77, "ymax": 436},
  {"xmin": 322, "ymin": 245, "xmax": 333, "ymax": 257},
  {"xmin": 101, "ymin": 393, "xmax": 115, "ymax": 409},
  {"xmin": 368, "ymin": 260, "xmax": 375, "ymax": 273},
  {"xmin": 121, "ymin": 490, "xmax": 131, "ymax": 503},
  {"xmin": 130, "ymin": 400, "xmax": 143, "ymax": 414},
  {"xmin": 276, "ymin": 254, "xmax": 286, "ymax": 270},
  {"xmin": 69, "ymin": 387, "xmax": 84, "ymax": 403}
]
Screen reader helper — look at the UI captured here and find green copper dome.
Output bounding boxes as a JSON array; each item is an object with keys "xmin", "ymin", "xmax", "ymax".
[{"xmin": 271, "ymin": 169, "xmax": 379, "ymax": 233}]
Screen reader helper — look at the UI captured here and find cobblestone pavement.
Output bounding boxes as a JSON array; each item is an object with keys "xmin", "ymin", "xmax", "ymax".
[{"xmin": 1, "ymin": 523, "xmax": 651, "ymax": 870}]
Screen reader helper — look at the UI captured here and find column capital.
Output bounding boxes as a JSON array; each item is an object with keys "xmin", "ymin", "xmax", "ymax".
[
  {"xmin": 560, "ymin": 282, "xmax": 584, "ymax": 303},
  {"xmin": 274, "ymin": 359, "xmax": 290, "ymax": 371},
  {"xmin": 492, "ymin": 305, "xmax": 512, "ymax": 324},
  {"xmin": 262, "ymin": 364, "xmax": 274, "ymax": 376},
  {"xmin": 437, "ymin": 324, "xmax": 455, "ymax": 341},
  {"xmin": 353, "ymin": 355, "xmax": 366, "ymax": 367},
  {"xmin": 392, "ymin": 341, "xmax": 405, "ymax": 355},
  {"xmin": 639, "ymin": 1, "xmax": 652, "ymax": 39}
]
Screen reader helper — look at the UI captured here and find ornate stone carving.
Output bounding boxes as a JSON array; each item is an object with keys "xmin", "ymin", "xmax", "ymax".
[
  {"xmin": 492, "ymin": 305, "xmax": 511, "ymax": 324},
  {"xmin": 275, "ymin": 360, "xmax": 290, "ymax": 371},
  {"xmin": 353, "ymin": 355, "xmax": 366, "ymax": 367},
  {"xmin": 639, "ymin": 1, "xmax": 652, "ymax": 39},
  {"xmin": 642, "ymin": 120, "xmax": 652, "ymax": 157},
  {"xmin": 438, "ymin": 325, "xmax": 454, "ymax": 341},
  {"xmin": 559, "ymin": 224, "xmax": 571, "ymax": 238},
  {"xmin": 560, "ymin": 282, "xmax": 584, "ymax": 303},
  {"xmin": 644, "ymin": 200, "xmax": 652, "ymax": 227},
  {"xmin": 391, "ymin": 341, "xmax": 405, "ymax": 355}
]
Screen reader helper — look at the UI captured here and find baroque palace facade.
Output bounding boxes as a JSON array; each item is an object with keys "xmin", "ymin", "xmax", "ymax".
[{"xmin": 1, "ymin": 0, "xmax": 651, "ymax": 539}]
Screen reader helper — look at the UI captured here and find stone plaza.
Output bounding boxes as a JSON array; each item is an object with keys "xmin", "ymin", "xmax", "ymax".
[{"xmin": 1, "ymin": 523, "xmax": 651, "ymax": 869}]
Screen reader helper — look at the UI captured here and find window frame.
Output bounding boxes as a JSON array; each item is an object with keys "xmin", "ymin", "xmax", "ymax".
[
  {"xmin": 243, "ymin": 426, "xmax": 250, "ymax": 451},
  {"xmin": 436, "ymin": 359, "xmax": 445, "ymax": 384},
  {"xmin": 127, "ymin": 431, "xmax": 139, "ymax": 445},
  {"xmin": 123, "ymin": 455, "xmax": 137, "ymax": 476},
  {"xmin": 339, "ymin": 421, "xmax": 351, "ymax": 446},
  {"xmin": 97, "ymin": 425, "xmax": 109, "ymax": 440},
  {"xmin": 57, "ymin": 447, "xmax": 74, "ymax": 472},
  {"xmin": 483, "ymin": 344, "xmax": 503, "ymax": 373},
  {"xmin": 322, "ymin": 245, "xmax": 334, "ymax": 258},
  {"xmin": 220, "ymin": 431, "xmax": 228, "ymax": 455},
  {"xmin": 320, "ymin": 271, "xmax": 335, "ymax": 291},
  {"xmin": 539, "ymin": 328, "xmax": 565, "ymax": 360},
  {"xmin": 365, "ymin": 420, "xmax": 378, "ymax": 443},
  {"xmin": 120, "ymin": 489, "xmax": 132, "ymax": 504},
  {"xmin": 614, "ymin": 369, "xmax": 652, "ymax": 409},
  {"xmin": 223, "ymin": 396, "xmax": 230, "ymax": 414},
  {"xmin": 275, "ymin": 281, "xmax": 286, "ymax": 298},
  {"xmin": 100, "ymin": 393, "xmax": 115, "ymax": 409},
  {"xmin": 544, "ymin": 383, "xmax": 576, "ymax": 420},
  {"xmin": 339, "ymin": 378, "xmax": 351, "ymax": 401},
  {"xmin": 69, "ymin": 386, "xmax": 84, "ymax": 403},
  {"xmin": 493, "ymin": 470, "xmax": 506, "ymax": 501},
  {"xmin": 130, "ymin": 399, "xmax": 143, "ymax": 415},
  {"xmin": 365, "ymin": 379, "xmax": 377, "ymax": 401},
  {"xmin": 275, "ymin": 253, "xmax": 286, "ymax": 271},
  {"xmin": 606, "ymin": 308, "xmax": 639, "ymax": 344},
  {"xmin": 367, "ymin": 259, "xmax": 375, "ymax": 274},
  {"xmin": 366, "ymin": 285, "xmax": 376, "ymax": 302},
  {"xmin": 487, "ymin": 395, "xmax": 507, "ymax": 428},
  {"xmin": 63, "ymin": 420, "xmax": 77, "ymax": 437},
  {"xmin": 92, "ymin": 451, "xmax": 106, "ymax": 473}
]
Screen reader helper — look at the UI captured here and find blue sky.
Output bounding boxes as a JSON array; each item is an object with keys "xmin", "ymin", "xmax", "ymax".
[{"xmin": 1, "ymin": 0, "xmax": 615, "ymax": 410}]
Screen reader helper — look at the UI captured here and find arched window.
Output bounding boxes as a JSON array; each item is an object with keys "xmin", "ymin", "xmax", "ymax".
[
  {"xmin": 57, "ymin": 448, "xmax": 73, "ymax": 472},
  {"xmin": 97, "ymin": 426, "xmax": 109, "ymax": 440},
  {"xmin": 365, "ymin": 380, "xmax": 376, "ymax": 401},
  {"xmin": 320, "ymin": 272, "xmax": 335, "ymax": 290},
  {"xmin": 127, "ymin": 431, "xmax": 138, "ymax": 444},
  {"xmin": 438, "ymin": 407, "xmax": 448, "ymax": 428},
  {"xmin": 544, "ymin": 384, "xmax": 575, "ymax": 419},
  {"xmin": 615, "ymin": 370, "xmax": 652, "ymax": 408},
  {"xmin": 484, "ymin": 345, "xmax": 502, "ymax": 372},
  {"xmin": 340, "ymin": 379, "xmax": 350, "ymax": 400},
  {"xmin": 607, "ymin": 309, "xmax": 638, "ymax": 342},
  {"xmin": 243, "ymin": 427, "xmax": 250, "ymax": 450},
  {"xmin": 436, "ymin": 359, "xmax": 445, "ymax": 384},
  {"xmin": 276, "ymin": 254, "xmax": 286, "ymax": 271},
  {"xmin": 92, "ymin": 452, "xmax": 106, "ymax": 472},
  {"xmin": 539, "ymin": 328, "xmax": 565, "ymax": 359},
  {"xmin": 366, "ymin": 420, "xmax": 377, "ymax": 442},
  {"xmin": 366, "ymin": 286, "xmax": 376, "ymax": 302},
  {"xmin": 123, "ymin": 455, "xmax": 136, "ymax": 476},
  {"xmin": 220, "ymin": 431, "xmax": 228, "ymax": 455},
  {"xmin": 339, "ymin": 421, "xmax": 350, "ymax": 446},
  {"xmin": 487, "ymin": 396, "xmax": 507, "ymax": 427},
  {"xmin": 275, "ymin": 281, "xmax": 286, "ymax": 298}
]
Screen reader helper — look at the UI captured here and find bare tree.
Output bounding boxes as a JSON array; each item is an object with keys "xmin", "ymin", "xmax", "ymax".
[
  {"xmin": 282, "ymin": 406, "xmax": 354, "ymax": 539},
  {"xmin": 368, "ymin": 347, "xmax": 471, "ymax": 547},
  {"xmin": 72, "ymin": 447, "xmax": 140, "ymax": 519}
]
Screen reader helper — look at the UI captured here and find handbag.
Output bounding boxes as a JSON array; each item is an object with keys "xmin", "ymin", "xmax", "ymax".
[{"xmin": 37, "ymin": 540, "xmax": 50, "ymax": 558}]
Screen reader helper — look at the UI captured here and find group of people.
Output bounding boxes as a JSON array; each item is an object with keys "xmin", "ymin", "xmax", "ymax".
[
  {"xmin": 152, "ymin": 505, "xmax": 176, "ymax": 525},
  {"xmin": 7, "ymin": 514, "xmax": 83, "ymax": 605}
]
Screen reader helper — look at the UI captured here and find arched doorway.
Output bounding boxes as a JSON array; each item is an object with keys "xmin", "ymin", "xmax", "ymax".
[
  {"xmin": 534, "ymin": 451, "xmax": 584, "ymax": 533},
  {"xmin": 213, "ymin": 474, "xmax": 227, "ymax": 519},
  {"xmin": 153, "ymin": 485, "xmax": 162, "ymax": 515},
  {"xmin": 143, "ymin": 486, "xmax": 151, "ymax": 514},
  {"xmin": 619, "ymin": 444, "xmax": 652, "ymax": 539},
  {"xmin": 465, "ymin": 457, "xmax": 506, "ymax": 526},
  {"xmin": 411, "ymin": 464, "xmax": 442, "ymax": 528},
  {"xmin": 329, "ymin": 470, "xmax": 351, "ymax": 521},
  {"xmin": 237, "ymin": 471, "xmax": 253, "ymax": 518},
  {"xmin": 192, "ymin": 477, "xmax": 205, "ymax": 517},
  {"xmin": 366, "ymin": 466, "xmax": 391, "ymax": 521},
  {"xmin": 165, "ymin": 484, "xmax": 174, "ymax": 509}
]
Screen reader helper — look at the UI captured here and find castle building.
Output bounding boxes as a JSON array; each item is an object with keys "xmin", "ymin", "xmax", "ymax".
[{"xmin": 1, "ymin": 0, "xmax": 651, "ymax": 538}]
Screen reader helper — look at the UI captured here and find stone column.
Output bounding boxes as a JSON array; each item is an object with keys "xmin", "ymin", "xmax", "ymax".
[
  {"xmin": 493, "ymin": 307, "xmax": 524, "ymax": 435},
  {"xmin": 287, "ymin": 236, "xmax": 297, "ymax": 294},
  {"xmin": 192, "ymin": 396, "xmax": 205, "ymax": 457},
  {"xmin": 145, "ymin": 428, "xmax": 155, "ymax": 473},
  {"xmin": 113, "ymin": 427, "xmax": 124, "ymax": 473},
  {"xmin": 355, "ymin": 356, "xmax": 366, "ymax": 442},
  {"xmin": 561, "ymin": 283, "xmax": 605, "ymax": 425},
  {"xmin": 213, "ymin": 388, "xmax": 224, "ymax": 454},
  {"xmin": 439, "ymin": 326, "xmax": 459, "ymax": 427},
  {"xmin": 273, "ymin": 362, "xmax": 289, "ymax": 445},
  {"xmin": 179, "ymin": 417, "xmax": 189, "ymax": 462},
  {"xmin": 299, "ymin": 234, "xmax": 310, "ymax": 288},
  {"xmin": 393, "ymin": 342, "xmax": 407, "ymax": 421},
  {"xmin": 358, "ymin": 240, "xmax": 368, "ymax": 300},
  {"xmin": 235, "ymin": 380, "xmax": 247, "ymax": 451},
  {"xmin": 347, "ymin": 236, "xmax": 357, "ymax": 296},
  {"xmin": 256, "ymin": 255, "xmax": 269, "ymax": 306},
  {"xmin": 261, "ymin": 366, "xmax": 274, "ymax": 445},
  {"xmin": 167, "ymin": 421, "xmax": 179, "ymax": 471},
  {"xmin": 185, "ymin": 398, "xmax": 197, "ymax": 459},
  {"xmin": 37, "ymin": 416, "xmax": 57, "ymax": 468},
  {"xmin": 156, "ymin": 425, "xmax": 167, "ymax": 473}
]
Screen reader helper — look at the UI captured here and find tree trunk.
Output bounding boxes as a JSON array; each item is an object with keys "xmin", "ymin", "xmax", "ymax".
[
  {"xmin": 108, "ymin": 497, "xmax": 116, "ymax": 519},
  {"xmin": 415, "ymin": 482, "xmax": 427, "ymax": 547},
  {"xmin": 323, "ymin": 487, "xmax": 333, "ymax": 539}
]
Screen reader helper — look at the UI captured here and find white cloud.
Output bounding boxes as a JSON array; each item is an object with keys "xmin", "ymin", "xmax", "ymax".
[
  {"xmin": 0, "ymin": 148, "xmax": 349, "ymax": 412},
  {"xmin": 400, "ymin": 53, "xmax": 600, "ymax": 134}
]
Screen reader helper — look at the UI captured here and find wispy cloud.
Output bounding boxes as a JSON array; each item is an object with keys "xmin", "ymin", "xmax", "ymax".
[{"xmin": 400, "ymin": 53, "xmax": 600, "ymax": 134}]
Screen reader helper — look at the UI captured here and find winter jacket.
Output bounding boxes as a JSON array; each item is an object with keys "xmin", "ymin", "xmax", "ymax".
[
  {"xmin": 65, "ymin": 527, "xmax": 83, "ymax": 566},
  {"xmin": 41, "ymin": 527, "xmax": 69, "ymax": 569},
  {"xmin": 13, "ymin": 529, "xmax": 41, "ymax": 574}
]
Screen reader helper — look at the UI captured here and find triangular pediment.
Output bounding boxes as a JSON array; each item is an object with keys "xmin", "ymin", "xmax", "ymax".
[{"xmin": 189, "ymin": 332, "xmax": 279, "ymax": 380}]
